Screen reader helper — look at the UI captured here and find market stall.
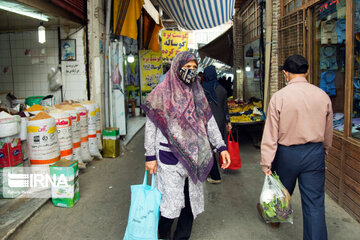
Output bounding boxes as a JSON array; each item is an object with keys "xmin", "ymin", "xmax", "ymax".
[{"xmin": 228, "ymin": 98, "xmax": 265, "ymax": 146}]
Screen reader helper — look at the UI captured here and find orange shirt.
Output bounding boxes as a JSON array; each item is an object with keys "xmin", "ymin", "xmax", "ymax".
[{"xmin": 261, "ymin": 77, "xmax": 333, "ymax": 169}]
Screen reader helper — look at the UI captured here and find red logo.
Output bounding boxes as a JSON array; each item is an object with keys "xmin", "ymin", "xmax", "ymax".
[
  {"xmin": 38, "ymin": 126, "xmax": 47, "ymax": 132},
  {"xmin": 56, "ymin": 118, "xmax": 71, "ymax": 127}
]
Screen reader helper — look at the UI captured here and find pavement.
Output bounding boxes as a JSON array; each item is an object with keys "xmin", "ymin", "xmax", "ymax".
[
  {"xmin": 1, "ymin": 124, "xmax": 360, "ymax": 240},
  {"xmin": 0, "ymin": 116, "xmax": 145, "ymax": 240}
]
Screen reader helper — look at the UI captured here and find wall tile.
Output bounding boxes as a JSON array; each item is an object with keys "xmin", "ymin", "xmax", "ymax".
[{"xmin": 25, "ymin": 81, "xmax": 33, "ymax": 91}]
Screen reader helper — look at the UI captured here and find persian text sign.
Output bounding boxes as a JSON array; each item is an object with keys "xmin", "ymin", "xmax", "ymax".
[
  {"xmin": 139, "ymin": 50, "xmax": 162, "ymax": 98},
  {"xmin": 161, "ymin": 31, "xmax": 188, "ymax": 63}
]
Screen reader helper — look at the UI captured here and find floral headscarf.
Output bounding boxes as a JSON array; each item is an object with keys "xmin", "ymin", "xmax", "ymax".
[{"xmin": 141, "ymin": 51, "xmax": 214, "ymax": 183}]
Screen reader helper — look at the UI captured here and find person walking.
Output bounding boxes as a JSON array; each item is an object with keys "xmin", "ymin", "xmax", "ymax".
[
  {"xmin": 202, "ymin": 65, "xmax": 232, "ymax": 184},
  {"xmin": 142, "ymin": 51, "xmax": 231, "ymax": 240},
  {"xmin": 259, "ymin": 54, "xmax": 333, "ymax": 240}
]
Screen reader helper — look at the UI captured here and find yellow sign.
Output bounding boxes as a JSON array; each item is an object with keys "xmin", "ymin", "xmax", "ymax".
[
  {"xmin": 140, "ymin": 50, "xmax": 162, "ymax": 98},
  {"xmin": 161, "ymin": 30, "xmax": 188, "ymax": 63}
]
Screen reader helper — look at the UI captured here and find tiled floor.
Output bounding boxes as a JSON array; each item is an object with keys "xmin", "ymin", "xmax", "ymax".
[{"xmin": 121, "ymin": 116, "xmax": 146, "ymax": 146}]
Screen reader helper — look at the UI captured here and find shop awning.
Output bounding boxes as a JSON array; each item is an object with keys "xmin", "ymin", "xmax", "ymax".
[
  {"xmin": 188, "ymin": 48, "xmax": 215, "ymax": 69},
  {"xmin": 198, "ymin": 26, "xmax": 233, "ymax": 66},
  {"xmin": 157, "ymin": 0, "xmax": 235, "ymax": 30}
]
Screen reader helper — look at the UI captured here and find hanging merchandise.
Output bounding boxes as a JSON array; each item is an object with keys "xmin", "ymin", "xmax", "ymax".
[
  {"xmin": 320, "ymin": 71, "xmax": 336, "ymax": 96},
  {"xmin": 95, "ymin": 103, "xmax": 103, "ymax": 151},
  {"xmin": 81, "ymin": 101, "xmax": 102, "ymax": 159},
  {"xmin": 57, "ymin": 105, "xmax": 85, "ymax": 168},
  {"xmin": 27, "ymin": 112, "xmax": 60, "ymax": 166},
  {"xmin": 320, "ymin": 46, "xmax": 338, "ymax": 70},
  {"xmin": 336, "ymin": 18, "xmax": 346, "ymax": 44},
  {"xmin": 49, "ymin": 109, "xmax": 73, "ymax": 160},
  {"xmin": 321, "ymin": 19, "xmax": 337, "ymax": 45},
  {"xmin": 354, "ymin": 77, "xmax": 360, "ymax": 90},
  {"xmin": 48, "ymin": 66, "xmax": 63, "ymax": 91},
  {"xmin": 72, "ymin": 104, "xmax": 93, "ymax": 162},
  {"xmin": 336, "ymin": 0, "xmax": 346, "ymax": 20}
]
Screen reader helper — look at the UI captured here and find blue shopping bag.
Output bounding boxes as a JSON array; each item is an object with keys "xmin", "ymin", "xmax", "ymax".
[{"xmin": 123, "ymin": 171, "xmax": 162, "ymax": 240}]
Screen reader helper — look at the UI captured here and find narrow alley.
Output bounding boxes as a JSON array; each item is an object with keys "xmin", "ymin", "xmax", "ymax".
[{"xmin": 8, "ymin": 128, "xmax": 360, "ymax": 240}]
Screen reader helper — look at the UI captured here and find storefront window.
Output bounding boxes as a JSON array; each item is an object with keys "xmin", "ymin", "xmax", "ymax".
[
  {"xmin": 352, "ymin": 0, "xmax": 360, "ymax": 139},
  {"xmin": 313, "ymin": 0, "xmax": 346, "ymax": 133},
  {"xmin": 284, "ymin": 0, "xmax": 304, "ymax": 15}
]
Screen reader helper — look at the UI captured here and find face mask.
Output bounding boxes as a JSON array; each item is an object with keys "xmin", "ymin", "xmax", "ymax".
[
  {"xmin": 284, "ymin": 73, "xmax": 288, "ymax": 86},
  {"xmin": 179, "ymin": 68, "xmax": 197, "ymax": 84}
]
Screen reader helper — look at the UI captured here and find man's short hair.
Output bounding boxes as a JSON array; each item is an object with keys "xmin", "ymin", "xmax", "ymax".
[{"xmin": 279, "ymin": 54, "xmax": 309, "ymax": 74}]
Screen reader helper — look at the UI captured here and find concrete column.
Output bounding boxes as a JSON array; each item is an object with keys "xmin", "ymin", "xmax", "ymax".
[{"xmin": 87, "ymin": 0, "xmax": 106, "ymax": 128}]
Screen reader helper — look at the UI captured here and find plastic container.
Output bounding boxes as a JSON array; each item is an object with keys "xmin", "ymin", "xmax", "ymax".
[{"xmin": 25, "ymin": 96, "xmax": 45, "ymax": 106}]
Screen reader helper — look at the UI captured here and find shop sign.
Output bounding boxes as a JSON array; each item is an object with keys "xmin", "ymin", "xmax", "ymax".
[
  {"xmin": 319, "ymin": 0, "xmax": 339, "ymax": 13},
  {"xmin": 139, "ymin": 50, "xmax": 162, "ymax": 100},
  {"xmin": 161, "ymin": 31, "xmax": 188, "ymax": 63}
]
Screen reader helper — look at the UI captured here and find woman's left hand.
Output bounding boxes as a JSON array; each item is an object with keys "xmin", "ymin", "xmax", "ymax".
[
  {"xmin": 226, "ymin": 122, "xmax": 232, "ymax": 132},
  {"xmin": 220, "ymin": 150, "xmax": 231, "ymax": 169}
]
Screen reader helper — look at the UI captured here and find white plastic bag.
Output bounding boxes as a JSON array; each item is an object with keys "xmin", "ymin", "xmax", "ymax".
[{"xmin": 259, "ymin": 173, "xmax": 293, "ymax": 224}]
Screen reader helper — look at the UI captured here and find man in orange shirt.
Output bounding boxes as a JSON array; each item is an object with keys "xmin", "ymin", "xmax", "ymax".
[{"xmin": 259, "ymin": 54, "xmax": 333, "ymax": 240}]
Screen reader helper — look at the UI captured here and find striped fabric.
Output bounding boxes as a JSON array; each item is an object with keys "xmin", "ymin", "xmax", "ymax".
[
  {"xmin": 113, "ymin": 0, "xmax": 131, "ymax": 35},
  {"xmin": 157, "ymin": 0, "xmax": 235, "ymax": 30},
  {"xmin": 188, "ymin": 48, "xmax": 215, "ymax": 69}
]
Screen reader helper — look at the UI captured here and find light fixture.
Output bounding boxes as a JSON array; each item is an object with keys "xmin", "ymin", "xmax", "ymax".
[
  {"xmin": 245, "ymin": 66, "xmax": 251, "ymax": 72},
  {"xmin": 38, "ymin": 22, "xmax": 46, "ymax": 44},
  {"xmin": 127, "ymin": 54, "xmax": 135, "ymax": 63},
  {"xmin": 236, "ymin": 69, "xmax": 242, "ymax": 73},
  {"xmin": 0, "ymin": 1, "xmax": 49, "ymax": 22}
]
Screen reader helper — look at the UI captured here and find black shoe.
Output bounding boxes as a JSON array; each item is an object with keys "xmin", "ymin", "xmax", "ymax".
[{"xmin": 206, "ymin": 177, "xmax": 221, "ymax": 184}]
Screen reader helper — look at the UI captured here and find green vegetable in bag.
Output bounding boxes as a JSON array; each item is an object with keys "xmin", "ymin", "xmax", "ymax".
[{"xmin": 259, "ymin": 172, "xmax": 293, "ymax": 223}]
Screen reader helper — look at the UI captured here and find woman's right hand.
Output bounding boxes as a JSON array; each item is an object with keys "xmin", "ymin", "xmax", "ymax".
[{"xmin": 145, "ymin": 160, "xmax": 157, "ymax": 174}]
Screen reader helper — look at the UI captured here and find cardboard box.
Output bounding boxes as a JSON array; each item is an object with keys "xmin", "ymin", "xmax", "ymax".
[
  {"xmin": 51, "ymin": 177, "xmax": 79, "ymax": 208},
  {"xmin": 0, "ymin": 136, "xmax": 23, "ymax": 168},
  {"xmin": 102, "ymin": 128, "xmax": 120, "ymax": 158},
  {"xmin": 0, "ymin": 162, "xmax": 26, "ymax": 198}
]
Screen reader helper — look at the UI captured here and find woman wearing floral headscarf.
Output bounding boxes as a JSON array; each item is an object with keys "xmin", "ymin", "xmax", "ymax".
[{"xmin": 142, "ymin": 51, "xmax": 231, "ymax": 239}]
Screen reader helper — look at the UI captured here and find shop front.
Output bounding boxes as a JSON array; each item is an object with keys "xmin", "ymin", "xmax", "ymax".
[{"xmin": 277, "ymin": 0, "xmax": 360, "ymax": 222}]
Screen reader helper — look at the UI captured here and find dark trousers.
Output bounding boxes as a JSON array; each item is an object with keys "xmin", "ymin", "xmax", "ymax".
[
  {"xmin": 272, "ymin": 142, "xmax": 328, "ymax": 240},
  {"xmin": 158, "ymin": 178, "xmax": 194, "ymax": 240},
  {"xmin": 209, "ymin": 153, "xmax": 221, "ymax": 180}
]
